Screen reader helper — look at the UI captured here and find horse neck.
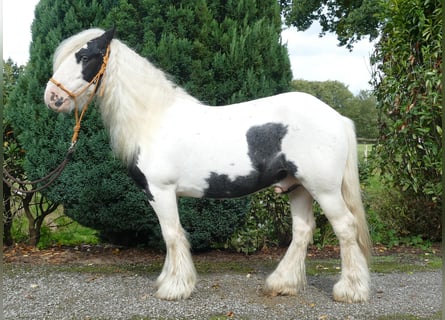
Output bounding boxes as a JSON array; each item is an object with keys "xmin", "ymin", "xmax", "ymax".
[{"xmin": 97, "ymin": 40, "xmax": 193, "ymax": 164}]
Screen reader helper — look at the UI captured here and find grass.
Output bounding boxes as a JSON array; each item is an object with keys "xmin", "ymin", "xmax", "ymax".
[
  {"xmin": 11, "ymin": 210, "xmax": 99, "ymax": 249},
  {"xmin": 305, "ymin": 253, "xmax": 442, "ymax": 276},
  {"xmin": 9, "ymin": 248, "xmax": 438, "ymax": 278},
  {"xmin": 357, "ymin": 143, "xmax": 373, "ymax": 162},
  {"xmin": 370, "ymin": 254, "xmax": 442, "ymax": 273},
  {"xmin": 38, "ymin": 214, "xmax": 99, "ymax": 248}
]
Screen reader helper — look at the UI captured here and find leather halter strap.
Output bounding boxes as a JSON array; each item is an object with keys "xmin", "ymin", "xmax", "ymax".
[{"xmin": 49, "ymin": 45, "xmax": 110, "ymax": 145}]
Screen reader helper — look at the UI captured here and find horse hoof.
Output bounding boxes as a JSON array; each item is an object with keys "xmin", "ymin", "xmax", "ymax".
[
  {"xmin": 155, "ymin": 286, "xmax": 193, "ymax": 300},
  {"xmin": 333, "ymin": 280, "xmax": 369, "ymax": 303},
  {"xmin": 263, "ymin": 277, "xmax": 301, "ymax": 297},
  {"xmin": 263, "ymin": 287, "xmax": 298, "ymax": 297},
  {"xmin": 154, "ymin": 274, "xmax": 196, "ymax": 300}
]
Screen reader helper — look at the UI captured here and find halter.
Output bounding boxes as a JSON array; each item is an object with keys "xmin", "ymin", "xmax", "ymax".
[{"xmin": 49, "ymin": 45, "xmax": 111, "ymax": 146}]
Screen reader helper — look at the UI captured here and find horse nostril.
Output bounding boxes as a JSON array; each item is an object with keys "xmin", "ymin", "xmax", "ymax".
[{"xmin": 54, "ymin": 97, "xmax": 65, "ymax": 107}]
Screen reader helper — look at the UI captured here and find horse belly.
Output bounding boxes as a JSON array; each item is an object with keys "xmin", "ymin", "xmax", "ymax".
[
  {"xmin": 202, "ymin": 155, "xmax": 297, "ymax": 198},
  {"xmin": 196, "ymin": 122, "xmax": 298, "ymax": 199},
  {"xmin": 148, "ymin": 95, "xmax": 345, "ymax": 200}
]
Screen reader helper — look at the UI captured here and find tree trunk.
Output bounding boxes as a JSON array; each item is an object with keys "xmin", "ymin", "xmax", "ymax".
[
  {"xmin": 22, "ymin": 193, "xmax": 38, "ymax": 246},
  {"xmin": 3, "ymin": 182, "xmax": 13, "ymax": 246}
]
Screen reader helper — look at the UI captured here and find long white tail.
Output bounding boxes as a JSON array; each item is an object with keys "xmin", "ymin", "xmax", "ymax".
[{"xmin": 341, "ymin": 118, "xmax": 372, "ymax": 261}]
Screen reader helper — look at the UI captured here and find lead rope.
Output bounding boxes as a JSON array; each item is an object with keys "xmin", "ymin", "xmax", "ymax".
[{"xmin": 3, "ymin": 45, "xmax": 110, "ymax": 194}]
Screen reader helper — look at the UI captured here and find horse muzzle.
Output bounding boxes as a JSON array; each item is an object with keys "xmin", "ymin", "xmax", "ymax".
[{"xmin": 44, "ymin": 81, "xmax": 74, "ymax": 113}]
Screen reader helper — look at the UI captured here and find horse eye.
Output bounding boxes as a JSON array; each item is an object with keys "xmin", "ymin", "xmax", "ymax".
[{"xmin": 81, "ymin": 55, "xmax": 89, "ymax": 63}]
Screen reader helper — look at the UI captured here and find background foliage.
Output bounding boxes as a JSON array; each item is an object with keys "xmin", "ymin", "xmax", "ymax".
[
  {"xmin": 291, "ymin": 80, "xmax": 378, "ymax": 139},
  {"xmin": 279, "ymin": 0, "xmax": 383, "ymax": 49},
  {"xmin": 370, "ymin": 0, "xmax": 442, "ymax": 241},
  {"xmin": 280, "ymin": 0, "xmax": 442, "ymax": 246}
]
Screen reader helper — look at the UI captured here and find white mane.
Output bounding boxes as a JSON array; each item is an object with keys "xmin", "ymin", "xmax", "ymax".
[{"xmin": 54, "ymin": 28, "xmax": 199, "ymax": 164}]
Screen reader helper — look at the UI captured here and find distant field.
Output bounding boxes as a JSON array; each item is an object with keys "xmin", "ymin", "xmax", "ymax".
[{"xmin": 357, "ymin": 144, "xmax": 373, "ymax": 163}]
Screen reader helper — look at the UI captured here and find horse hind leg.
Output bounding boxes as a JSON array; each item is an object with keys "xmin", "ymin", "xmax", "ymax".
[
  {"xmin": 316, "ymin": 191, "xmax": 370, "ymax": 303},
  {"xmin": 149, "ymin": 187, "xmax": 197, "ymax": 300},
  {"xmin": 264, "ymin": 186, "xmax": 315, "ymax": 296}
]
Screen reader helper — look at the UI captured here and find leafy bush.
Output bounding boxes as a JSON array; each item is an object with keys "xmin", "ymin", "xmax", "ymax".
[
  {"xmin": 365, "ymin": 179, "xmax": 435, "ymax": 248},
  {"xmin": 179, "ymin": 198, "xmax": 250, "ymax": 251},
  {"xmin": 370, "ymin": 0, "xmax": 442, "ymax": 241},
  {"xmin": 227, "ymin": 189, "xmax": 290, "ymax": 254},
  {"xmin": 227, "ymin": 189, "xmax": 338, "ymax": 254}
]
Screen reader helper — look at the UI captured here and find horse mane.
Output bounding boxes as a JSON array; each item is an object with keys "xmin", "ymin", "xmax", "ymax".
[{"xmin": 53, "ymin": 28, "xmax": 199, "ymax": 164}]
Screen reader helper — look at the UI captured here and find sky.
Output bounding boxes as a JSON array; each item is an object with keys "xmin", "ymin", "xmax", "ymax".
[{"xmin": 3, "ymin": 0, "xmax": 375, "ymax": 94}]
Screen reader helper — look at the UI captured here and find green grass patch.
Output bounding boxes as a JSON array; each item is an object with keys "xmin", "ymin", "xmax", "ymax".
[
  {"xmin": 14, "ymin": 250, "xmax": 438, "ymax": 278},
  {"xmin": 38, "ymin": 220, "xmax": 99, "ymax": 249},
  {"xmin": 11, "ymin": 211, "xmax": 99, "ymax": 248},
  {"xmin": 370, "ymin": 254, "xmax": 442, "ymax": 273},
  {"xmin": 306, "ymin": 259, "xmax": 341, "ymax": 276},
  {"xmin": 304, "ymin": 254, "xmax": 441, "ymax": 276},
  {"xmin": 33, "ymin": 259, "xmax": 266, "ymax": 276},
  {"xmin": 357, "ymin": 143, "xmax": 373, "ymax": 163},
  {"xmin": 305, "ymin": 252, "xmax": 441, "ymax": 276}
]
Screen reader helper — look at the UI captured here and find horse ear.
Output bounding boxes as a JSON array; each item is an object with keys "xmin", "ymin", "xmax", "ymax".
[
  {"xmin": 94, "ymin": 27, "xmax": 115, "ymax": 52},
  {"xmin": 103, "ymin": 26, "xmax": 115, "ymax": 44}
]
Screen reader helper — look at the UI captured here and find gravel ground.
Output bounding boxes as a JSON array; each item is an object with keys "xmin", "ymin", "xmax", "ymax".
[{"xmin": 4, "ymin": 265, "xmax": 442, "ymax": 320}]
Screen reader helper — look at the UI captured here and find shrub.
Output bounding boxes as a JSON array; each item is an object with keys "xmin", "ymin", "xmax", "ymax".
[
  {"xmin": 179, "ymin": 198, "xmax": 250, "ymax": 251},
  {"xmin": 227, "ymin": 189, "xmax": 338, "ymax": 254},
  {"xmin": 370, "ymin": 0, "xmax": 442, "ymax": 241}
]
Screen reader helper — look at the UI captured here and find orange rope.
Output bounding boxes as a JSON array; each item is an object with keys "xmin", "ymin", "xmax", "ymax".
[{"xmin": 49, "ymin": 45, "xmax": 110, "ymax": 146}]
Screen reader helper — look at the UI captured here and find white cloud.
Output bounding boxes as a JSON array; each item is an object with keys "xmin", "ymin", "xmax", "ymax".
[{"xmin": 282, "ymin": 23, "xmax": 375, "ymax": 94}]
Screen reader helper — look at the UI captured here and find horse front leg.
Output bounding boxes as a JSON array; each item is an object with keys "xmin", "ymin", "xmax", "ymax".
[{"xmin": 149, "ymin": 187, "xmax": 197, "ymax": 300}]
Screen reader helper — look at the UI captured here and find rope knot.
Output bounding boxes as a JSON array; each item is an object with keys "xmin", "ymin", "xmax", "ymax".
[{"xmin": 71, "ymin": 123, "xmax": 81, "ymax": 144}]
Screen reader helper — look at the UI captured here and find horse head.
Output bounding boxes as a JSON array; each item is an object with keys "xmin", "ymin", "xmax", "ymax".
[{"xmin": 44, "ymin": 27, "xmax": 115, "ymax": 113}]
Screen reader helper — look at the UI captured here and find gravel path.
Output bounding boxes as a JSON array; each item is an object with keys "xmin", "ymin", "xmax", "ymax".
[{"xmin": 4, "ymin": 265, "xmax": 442, "ymax": 319}]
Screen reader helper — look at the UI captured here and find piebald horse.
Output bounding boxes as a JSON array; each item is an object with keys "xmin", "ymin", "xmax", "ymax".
[{"xmin": 44, "ymin": 28, "xmax": 371, "ymax": 302}]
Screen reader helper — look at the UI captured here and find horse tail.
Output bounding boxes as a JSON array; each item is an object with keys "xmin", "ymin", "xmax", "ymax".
[{"xmin": 341, "ymin": 117, "xmax": 372, "ymax": 262}]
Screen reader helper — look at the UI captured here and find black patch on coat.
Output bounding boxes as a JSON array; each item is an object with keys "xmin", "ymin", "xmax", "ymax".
[
  {"xmin": 204, "ymin": 123, "xmax": 297, "ymax": 198},
  {"xmin": 128, "ymin": 163, "xmax": 154, "ymax": 201},
  {"xmin": 75, "ymin": 28, "xmax": 114, "ymax": 83}
]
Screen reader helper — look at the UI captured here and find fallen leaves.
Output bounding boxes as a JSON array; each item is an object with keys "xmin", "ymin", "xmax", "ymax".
[
  {"xmin": 3, "ymin": 243, "xmax": 440, "ymax": 268},
  {"xmin": 3, "ymin": 243, "xmax": 164, "ymax": 265},
  {"xmin": 3, "ymin": 245, "xmax": 78, "ymax": 264}
]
